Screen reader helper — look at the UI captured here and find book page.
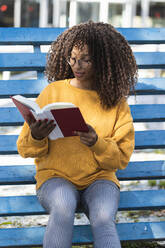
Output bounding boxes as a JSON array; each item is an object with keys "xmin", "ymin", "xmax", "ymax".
[
  {"xmin": 32, "ymin": 110, "xmax": 64, "ymax": 140},
  {"xmin": 12, "ymin": 95, "xmax": 41, "ymax": 114},
  {"xmin": 42, "ymin": 102, "xmax": 76, "ymax": 112}
]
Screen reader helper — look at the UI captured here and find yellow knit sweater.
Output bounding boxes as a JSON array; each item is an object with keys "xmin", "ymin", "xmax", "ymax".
[{"xmin": 17, "ymin": 79, "xmax": 134, "ymax": 190}]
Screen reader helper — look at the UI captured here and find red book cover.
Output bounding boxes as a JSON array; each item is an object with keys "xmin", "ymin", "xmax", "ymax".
[
  {"xmin": 11, "ymin": 97, "xmax": 35, "ymax": 123},
  {"xmin": 11, "ymin": 95, "xmax": 89, "ymax": 139},
  {"xmin": 51, "ymin": 108, "xmax": 89, "ymax": 137}
]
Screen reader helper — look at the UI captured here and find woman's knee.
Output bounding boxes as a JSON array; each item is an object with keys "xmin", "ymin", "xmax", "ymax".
[
  {"xmin": 51, "ymin": 187, "xmax": 77, "ymax": 216},
  {"xmin": 89, "ymin": 204, "xmax": 116, "ymax": 227},
  {"xmin": 37, "ymin": 178, "xmax": 79, "ymax": 214}
]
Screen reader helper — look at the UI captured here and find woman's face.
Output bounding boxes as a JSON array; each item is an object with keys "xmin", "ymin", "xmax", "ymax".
[{"xmin": 68, "ymin": 44, "xmax": 94, "ymax": 82}]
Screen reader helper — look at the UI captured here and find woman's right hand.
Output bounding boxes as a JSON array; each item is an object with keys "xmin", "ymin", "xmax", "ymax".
[{"xmin": 26, "ymin": 114, "xmax": 56, "ymax": 140}]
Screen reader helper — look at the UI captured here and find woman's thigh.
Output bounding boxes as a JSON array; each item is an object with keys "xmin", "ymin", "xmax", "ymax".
[
  {"xmin": 81, "ymin": 179, "xmax": 120, "ymax": 225},
  {"xmin": 37, "ymin": 177, "xmax": 80, "ymax": 214}
]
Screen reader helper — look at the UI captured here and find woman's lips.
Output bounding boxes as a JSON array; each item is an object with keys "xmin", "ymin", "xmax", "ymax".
[{"xmin": 74, "ymin": 71, "xmax": 84, "ymax": 78}]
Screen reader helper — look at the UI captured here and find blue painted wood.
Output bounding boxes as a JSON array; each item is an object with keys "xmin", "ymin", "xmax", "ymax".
[
  {"xmin": 1, "ymin": 130, "xmax": 165, "ymax": 154},
  {"xmin": 0, "ymin": 79, "xmax": 48, "ymax": 98},
  {"xmin": 0, "ymin": 27, "xmax": 67, "ymax": 45},
  {"xmin": 117, "ymin": 161, "xmax": 165, "ymax": 180},
  {"xmin": 130, "ymin": 104, "xmax": 165, "ymax": 122},
  {"xmin": 134, "ymin": 78, "xmax": 165, "ymax": 95},
  {"xmin": 135, "ymin": 130, "xmax": 165, "ymax": 149},
  {"xmin": 1, "ymin": 78, "xmax": 165, "ymax": 98},
  {"xmin": 0, "ymin": 221, "xmax": 165, "ymax": 247},
  {"xmin": 0, "ymin": 53, "xmax": 46, "ymax": 71},
  {"xmin": 0, "ymin": 195, "xmax": 44, "ymax": 216},
  {"xmin": 0, "ymin": 165, "xmax": 36, "ymax": 185},
  {"xmin": 118, "ymin": 28, "xmax": 165, "ymax": 44},
  {"xmin": 117, "ymin": 222, "xmax": 165, "ymax": 241},
  {"xmin": 1, "ymin": 160, "xmax": 165, "ymax": 186},
  {"xmin": 134, "ymin": 52, "xmax": 165, "ymax": 69},
  {"xmin": 0, "ymin": 52, "xmax": 165, "ymax": 71},
  {"xmin": 0, "ymin": 135, "xmax": 18, "ymax": 154},
  {"xmin": 1, "ymin": 104, "xmax": 165, "ymax": 126},
  {"xmin": 0, "ymin": 28, "xmax": 165, "ymax": 45},
  {"xmin": 0, "ymin": 190, "xmax": 165, "ymax": 216}
]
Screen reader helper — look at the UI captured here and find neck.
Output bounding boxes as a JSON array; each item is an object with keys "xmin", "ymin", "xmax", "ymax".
[{"xmin": 71, "ymin": 78, "xmax": 92, "ymax": 90}]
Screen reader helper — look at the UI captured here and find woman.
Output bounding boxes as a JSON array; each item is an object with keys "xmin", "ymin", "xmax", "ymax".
[{"xmin": 17, "ymin": 21, "xmax": 137, "ymax": 248}]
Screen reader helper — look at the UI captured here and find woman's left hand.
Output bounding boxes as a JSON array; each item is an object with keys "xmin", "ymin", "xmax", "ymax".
[{"xmin": 74, "ymin": 124, "xmax": 98, "ymax": 147}]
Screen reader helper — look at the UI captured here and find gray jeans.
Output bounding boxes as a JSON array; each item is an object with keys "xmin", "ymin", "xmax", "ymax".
[{"xmin": 37, "ymin": 177, "xmax": 121, "ymax": 248}]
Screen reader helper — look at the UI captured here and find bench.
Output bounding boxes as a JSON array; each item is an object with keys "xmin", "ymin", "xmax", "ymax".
[{"xmin": 0, "ymin": 27, "xmax": 165, "ymax": 247}]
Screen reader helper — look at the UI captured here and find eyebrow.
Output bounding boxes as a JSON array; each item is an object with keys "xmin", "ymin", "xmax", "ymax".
[{"xmin": 72, "ymin": 51, "xmax": 90, "ymax": 57}]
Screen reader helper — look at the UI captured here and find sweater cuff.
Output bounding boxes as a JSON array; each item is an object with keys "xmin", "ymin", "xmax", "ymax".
[
  {"xmin": 89, "ymin": 137, "xmax": 108, "ymax": 155},
  {"xmin": 29, "ymin": 132, "xmax": 48, "ymax": 147}
]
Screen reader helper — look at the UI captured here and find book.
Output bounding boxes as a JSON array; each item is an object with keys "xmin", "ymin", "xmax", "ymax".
[{"xmin": 11, "ymin": 95, "xmax": 89, "ymax": 140}]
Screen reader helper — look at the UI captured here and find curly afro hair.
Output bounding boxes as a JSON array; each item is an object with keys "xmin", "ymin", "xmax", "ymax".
[{"xmin": 45, "ymin": 21, "xmax": 138, "ymax": 109}]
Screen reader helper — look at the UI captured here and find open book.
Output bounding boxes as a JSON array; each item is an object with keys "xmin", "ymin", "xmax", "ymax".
[{"xmin": 11, "ymin": 95, "xmax": 89, "ymax": 140}]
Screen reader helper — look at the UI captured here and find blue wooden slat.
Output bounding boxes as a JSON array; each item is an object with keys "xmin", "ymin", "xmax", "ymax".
[
  {"xmin": 0, "ymin": 160, "xmax": 165, "ymax": 185},
  {"xmin": 0, "ymin": 195, "xmax": 44, "ymax": 216},
  {"xmin": 130, "ymin": 104, "xmax": 165, "ymax": 122},
  {"xmin": 134, "ymin": 78, "xmax": 165, "ymax": 95},
  {"xmin": 135, "ymin": 52, "xmax": 165, "ymax": 69},
  {"xmin": 0, "ymin": 190, "xmax": 165, "ymax": 216},
  {"xmin": 0, "ymin": 27, "xmax": 67, "ymax": 45},
  {"xmin": 135, "ymin": 130, "xmax": 165, "ymax": 149},
  {"xmin": 0, "ymin": 78, "xmax": 165, "ymax": 98},
  {"xmin": 0, "ymin": 52, "xmax": 165, "ymax": 71},
  {"xmin": 1, "ymin": 104, "xmax": 165, "ymax": 126},
  {"xmin": 0, "ymin": 135, "xmax": 18, "ymax": 154},
  {"xmin": 119, "ymin": 190, "xmax": 165, "ymax": 210},
  {"xmin": 0, "ymin": 165, "xmax": 36, "ymax": 185},
  {"xmin": 0, "ymin": 79, "xmax": 48, "ymax": 98},
  {"xmin": 0, "ymin": 53, "xmax": 46, "ymax": 71},
  {"xmin": 118, "ymin": 222, "xmax": 165, "ymax": 241},
  {"xmin": 0, "ymin": 221, "xmax": 165, "ymax": 247},
  {"xmin": 117, "ymin": 161, "xmax": 165, "ymax": 180},
  {"xmin": 118, "ymin": 28, "xmax": 165, "ymax": 44},
  {"xmin": 1, "ymin": 130, "xmax": 165, "ymax": 154},
  {"xmin": 0, "ymin": 28, "xmax": 165, "ymax": 45}
]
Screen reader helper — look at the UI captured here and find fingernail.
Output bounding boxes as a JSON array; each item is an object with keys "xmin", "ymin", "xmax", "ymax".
[{"xmin": 44, "ymin": 119, "xmax": 48, "ymax": 122}]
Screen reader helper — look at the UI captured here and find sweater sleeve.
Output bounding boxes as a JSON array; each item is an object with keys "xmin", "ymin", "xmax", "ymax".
[
  {"xmin": 17, "ymin": 122, "xmax": 48, "ymax": 158},
  {"xmin": 16, "ymin": 86, "xmax": 50, "ymax": 158},
  {"xmin": 90, "ymin": 100, "xmax": 134, "ymax": 170}
]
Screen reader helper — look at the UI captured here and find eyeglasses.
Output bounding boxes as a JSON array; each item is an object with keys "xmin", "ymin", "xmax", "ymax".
[{"xmin": 67, "ymin": 57, "xmax": 92, "ymax": 68}]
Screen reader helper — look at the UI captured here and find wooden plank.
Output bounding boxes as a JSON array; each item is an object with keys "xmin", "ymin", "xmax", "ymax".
[
  {"xmin": 117, "ymin": 161, "xmax": 165, "ymax": 180},
  {"xmin": 135, "ymin": 52, "xmax": 165, "ymax": 69},
  {"xmin": 1, "ymin": 130, "xmax": 165, "ymax": 154},
  {"xmin": 0, "ymin": 165, "xmax": 36, "ymax": 185},
  {"xmin": 0, "ymin": 136, "xmax": 18, "ymax": 154},
  {"xmin": 118, "ymin": 28, "xmax": 165, "ymax": 44},
  {"xmin": 0, "ymin": 79, "xmax": 48, "ymax": 98},
  {"xmin": 0, "ymin": 52, "xmax": 165, "ymax": 71},
  {"xmin": 135, "ymin": 130, "xmax": 165, "ymax": 149},
  {"xmin": 1, "ymin": 78, "xmax": 165, "ymax": 98},
  {"xmin": 1, "ymin": 104, "xmax": 165, "ymax": 126},
  {"xmin": 0, "ymin": 190, "xmax": 165, "ymax": 216},
  {"xmin": 0, "ymin": 221, "xmax": 165, "ymax": 247},
  {"xmin": 0, "ymin": 27, "xmax": 67, "ymax": 45},
  {"xmin": 0, "ymin": 28, "xmax": 165, "ymax": 45},
  {"xmin": 130, "ymin": 104, "xmax": 165, "ymax": 122},
  {"xmin": 0, "ymin": 53, "xmax": 46, "ymax": 71},
  {"xmin": 135, "ymin": 78, "xmax": 165, "ymax": 95},
  {"xmin": 0, "ymin": 160, "xmax": 165, "ymax": 185}
]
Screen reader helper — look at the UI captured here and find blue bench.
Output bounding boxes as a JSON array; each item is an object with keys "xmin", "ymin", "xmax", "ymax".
[{"xmin": 0, "ymin": 27, "xmax": 165, "ymax": 247}]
